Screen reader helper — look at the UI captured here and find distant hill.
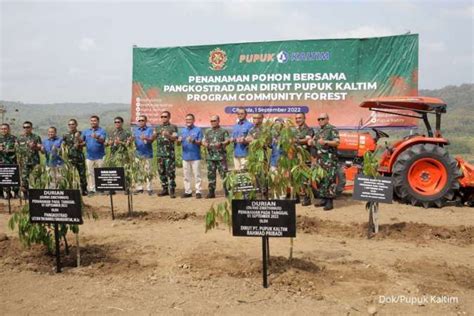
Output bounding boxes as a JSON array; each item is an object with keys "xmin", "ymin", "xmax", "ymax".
[{"xmin": 1, "ymin": 83, "xmax": 473, "ymax": 157}]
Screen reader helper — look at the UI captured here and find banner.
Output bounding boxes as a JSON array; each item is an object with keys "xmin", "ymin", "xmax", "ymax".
[{"xmin": 131, "ymin": 34, "xmax": 418, "ymax": 128}]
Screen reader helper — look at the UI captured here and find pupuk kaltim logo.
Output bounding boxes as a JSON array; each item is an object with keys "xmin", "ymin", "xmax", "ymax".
[{"xmin": 209, "ymin": 48, "xmax": 227, "ymax": 71}]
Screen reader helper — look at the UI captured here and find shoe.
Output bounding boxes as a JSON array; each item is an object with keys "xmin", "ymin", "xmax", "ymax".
[
  {"xmin": 133, "ymin": 189, "xmax": 144, "ymax": 195},
  {"xmin": 88, "ymin": 191, "xmax": 96, "ymax": 197},
  {"xmin": 206, "ymin": 190, "xmax": 216, "ymax": 199},
  {"xmin": 82, "ymin": 191, "xmax": 88, "ymax": 197},
  {"xmin": 109, "ymin": 191, "xmax": 116, "ymax": 195},
  {"xmin": 157, "ymin": 189, "xmax": 169, "ymax": 197},
  {"xmin": 181, "ymin": 193, "xmax": 192, "ymax": 198},
  {"xmin": 314, "ymin": 199, "xmax": 326, "ymax": 207},
  {"xmin": 170, "ymin": 188, "xmax": 176, "ymax": 199},
  {"xmin": 147, "ymin": 190, "xmax": 154, "ymax": 196},
  {"xmin": 196, "ymin": 193, "xmax": 202, "ymax": 199},
  {"xmin": 323, "ymin": 199, "xmax": 334, "ymax": 211},
  {"xmin": 294, "ymin": 196, "xmax": 301, "ymax": 204},
  {"xmin": 301, "ymin": 196, "xmax": 311, "ymax": 206}
]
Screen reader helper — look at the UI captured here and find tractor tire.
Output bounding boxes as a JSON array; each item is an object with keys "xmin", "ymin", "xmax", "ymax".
[
  {"xmin": 336, "ymin": 164, "xmax": 346, "ymax": 196},
  {"xmin": 392, "ymin": 143, "xmax": 462, "ymax": 208}
]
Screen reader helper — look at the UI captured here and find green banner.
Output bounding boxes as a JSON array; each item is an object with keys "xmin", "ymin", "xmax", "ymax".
[{"xmin": 132, "ymin": 34, "xmax": 418, "ymax": 128}]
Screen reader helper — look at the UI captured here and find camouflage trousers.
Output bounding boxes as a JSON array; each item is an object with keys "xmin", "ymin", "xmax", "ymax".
[
  {"xmin": 158, "ymin": 156, "xmax": 176, "ymax": 189},
  {"xmin": 316, "ymin": 158, "xmax": 338, "ymax": 199},
  {"xmin": 71, "ymin": 159, "xmax": 88, "ymax": 193},
  {"xmin": 207, "ymin": 159, "xmax": 228, "ymax": 191},
  {"xmin": 21, "ymin": 163, "xmax": 37, "ymax": 190}
]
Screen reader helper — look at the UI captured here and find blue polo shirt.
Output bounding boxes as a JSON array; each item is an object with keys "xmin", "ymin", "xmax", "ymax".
[
  {"xmin": 232, "ymin": 119, "xmax": 254, "ymax": 158},
  {"xmin": 82, "ymin": 127, "xmax": 107, "ymax": 160},
  {"xmin": 43, "ymin": 137, "xmax": 63, "ymax": 167},
  {"xmin": 270, "ymin": 141, "xmax": 282, "ymax": 167},
  {"xmin": 180, "ymin": 125, "xmax": 202, "ymax": 161},
  {"xmin": 134, "ymin": 126, "xmax": 154, "ymax": 158}
]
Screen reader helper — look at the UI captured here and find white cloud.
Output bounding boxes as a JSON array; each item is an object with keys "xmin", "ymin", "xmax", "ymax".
[
  {"xmin": 442, "ymin": 4, "xmax": 474, "ymax": 18},
  {"xmin": 423, "ymin": 41, "xmax": 446, "ymax": 52},
  {"xmin": 78, "ymin": 37, "xmax": 96, "ymax": 52},
  {"xmin": 332, "ymin": 26, "xmax": 398, "ymax": 39},
  {"xmin": 68, "ymin": 67, "xmax": 86, "ymax": 76}
]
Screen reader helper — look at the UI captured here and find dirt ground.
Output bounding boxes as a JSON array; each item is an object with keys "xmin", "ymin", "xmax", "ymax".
[{"xmin": 0, "ymin": 175, "xmax": 473, "ymax": 315}]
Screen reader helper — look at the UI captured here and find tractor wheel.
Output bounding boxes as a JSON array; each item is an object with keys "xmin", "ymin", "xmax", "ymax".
[
  {"xmin": 335, "ymin": 164, "xmax": 346, "ymax": 196},
  {"xmin": 392, "ymin": 144, "xmax": 462, "ymax": 208}
]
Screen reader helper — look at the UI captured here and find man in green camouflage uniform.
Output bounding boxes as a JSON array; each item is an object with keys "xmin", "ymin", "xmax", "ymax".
[
  {"xmin": 293, "ymin": 113, "xmax": 315, "ymax": 206},
  {"xmin": 245, "ymin": 113, "xmax": 269, "ymax": 199},
  {"xmin": 16, "ymin": 121, "xmax": 42, "ymax": 196},
  {"xmin": 310, "ymin": 113, "xmax": 340, "ymax": 211},
  {"xmin": 154, "ymin": 111, "xmax": 178, "ymax": 198},
  {"xmin": 0, "ymin": 123, "xmax": 19, "ymax": 198},
  {"xmin": 63, "ymin": 119, "xmax": 88, "ymax": 195},
  {"xmin": 203, "ymin": 115, "xmax": 230, "ymax": 199},
  {"xmin": 108, "ymin": 116, "xmax": 131, "ymax": 154}
]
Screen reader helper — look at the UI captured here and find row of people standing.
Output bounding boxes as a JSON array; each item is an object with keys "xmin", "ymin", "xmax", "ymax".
[{"xmin": 0, "ymin": 109, "xmax": 340, "ymax": 210}]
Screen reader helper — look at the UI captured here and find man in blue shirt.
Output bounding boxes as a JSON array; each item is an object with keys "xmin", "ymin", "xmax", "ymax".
[
  {"xmin": 41, "ymin": 126, "xmax": 63, "ymax": 189},
  {"xmin": 133, "ymin": 115, "xmax": 154, "ymax": 195},
  {"xmin": 230, "ymin": 108, "xmax": 253, "ymax": 170},
  {"xmin": 178, "ymin": 113, "xmax": 203, "ymax": 199},
  {"xmin": 82, "ymin": 115, "xmax": 107, "ymax": 194}
]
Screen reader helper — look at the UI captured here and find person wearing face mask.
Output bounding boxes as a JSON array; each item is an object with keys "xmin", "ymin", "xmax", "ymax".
[
  {"xmin": 177, "ymin": 113, "xmax": 203, "ymax": 199},
  {"xmin": 153, "ymin": 111, "xmax": 178, "ymax": 198},
  {"xmin": 16, "ymin": 121, "xmax": 42, "ymax": 197},
  {"xmin": 82, "ymin": 115, "xmax": 107, "ymax": 195},
  {"xmin": 63, "ymin": 119, "xmax": 88, "ymax": 196},
  {"xmin": 41, "ymin": 126, "xmax": 63, "ymax": 189},
  {"xmin": 133, "ymin": 115, "xmax": 154, "ymax": 195}
]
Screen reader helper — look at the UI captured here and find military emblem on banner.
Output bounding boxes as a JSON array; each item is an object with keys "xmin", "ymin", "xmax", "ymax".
[{"xmin": 209, "ymin": 48, "xmax": 227, "ymax": 71}]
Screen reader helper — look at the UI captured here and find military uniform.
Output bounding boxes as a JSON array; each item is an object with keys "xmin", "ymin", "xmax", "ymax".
[
  {"xmin": 63, "ymin": 131, "xmax": 88, "ymax": 193},
  {"xmin": 155, "ymin": 123, "xmax": 178, "ymax": 191},
  {"xmin": 17, "ymin": 133, "xmax": 42, "ymax": 190},
  {"xmin": 293, "ymin": 124, "xmax": 315, "ymax": 204},
  {"xmin": 0, "ymin": 134, "xmax": 18, "ymax": 197},
  {"xmin": 109, "ymin": 127, "xmax": 131, "ymax": 154},
  {"xmin": 0, "ymin": 134, "xmax": 17, "ymax": 164},
  {"xmin": 204, "ymin": 127, "xmax": 229, "ymax": 194},
  {"xmin": 313, "ymin": 124, "xmax": 339, "ymax": 199},
  {"xmin": 294, "ymin": 124, "xmax": 315, "ymax": 163},
  {"xmin": 247, "ymin": 125, "xmax": 269, "ymax": 198}
]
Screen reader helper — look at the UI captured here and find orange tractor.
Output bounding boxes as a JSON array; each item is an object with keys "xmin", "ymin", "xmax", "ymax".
[{"xmin": 336, "ymin": 96, "xmax": 474, "ymax": 208}]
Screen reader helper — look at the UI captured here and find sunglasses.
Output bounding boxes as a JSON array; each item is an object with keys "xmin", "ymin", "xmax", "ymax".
[
  {"xmin": 317, "ymin": 118, "xmax": 327, "ymax": 121},
  {"xmin": 23, "ymin": 126, "xmax": 32, "ymax": 129},
  {"xmin": 114, "ymin": 121, "xmax": 122, "ymax": 123},
  {"xmin": 161, "ymin": 116, "xmax": 168, "ymax": 118},
  {"xmin": 210, "ymin": 120, "xmax": 217, "ymax": 122},
  {"xmin": 138, "ymin": 119, "xmax": 145, "ymax": 122}
]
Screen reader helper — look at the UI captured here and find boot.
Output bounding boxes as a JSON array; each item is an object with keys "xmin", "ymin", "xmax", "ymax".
[
  {"xmin": 314, "ymin": 198, "xmax": 326, "ymax": 207},
  {"xmin": 206, "ymin": 190, "xmax": 216, "ymax": 199},
  {"xmin": 301, "ymin": 195, "xmax": 311, "ymax": 206},
  {"xmin": 323, "ymin": 199, "xmax": 334, "ymax": 211},
  {"xmin": 169, "ymin": 188, "xmax": 176, "ymax": 199},
  {"xmin": 157, "ymin": 188, "xmax": 169, "ymax": 197}
]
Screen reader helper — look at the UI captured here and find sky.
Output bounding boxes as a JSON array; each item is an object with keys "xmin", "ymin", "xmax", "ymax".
[{"xmin": 0, "ymin": 0, "xmax": 473, "ymax": 103}]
